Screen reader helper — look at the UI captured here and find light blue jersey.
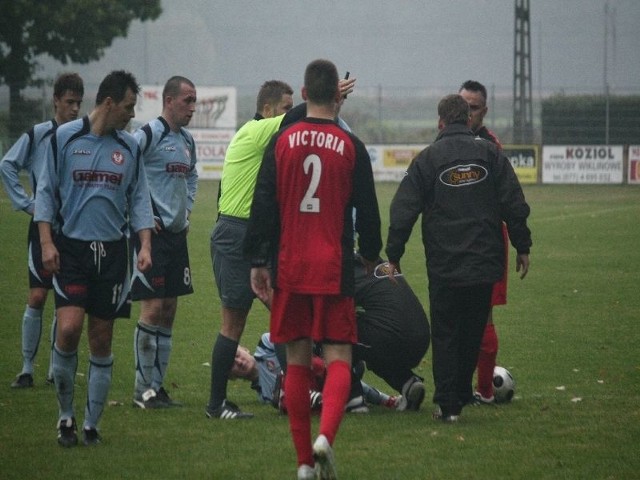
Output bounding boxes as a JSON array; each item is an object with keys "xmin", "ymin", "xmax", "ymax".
[
  {"xmin": 253, "ymin": 332, "xmax": 281, "ymax": 403},
  {"xmin": 1, "ymin": 120, "xmax": 57, "ymax": 214},
  {"xmin": 35, "ymin": 116, "xmax": 154, "ymax": 241},
  {"xmin": 134, "ymin": 117, "xmax": 198, "ymax": 232}
]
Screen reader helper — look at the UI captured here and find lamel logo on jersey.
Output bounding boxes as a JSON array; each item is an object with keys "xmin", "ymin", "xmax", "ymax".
[
  {"xmin": 112, "ymin": 150, "xmax": 124, "ymax": 165},
  {"xmin": 73, "ymin": 170, "xmax": 123, "ymax": 185},
  {"xmin": 166, "ymin": 162, "xmax": 189, "ymax": 174},
  {"xmin": 439, "ymin": 164, "xmax": 487, "ymax": 187}
]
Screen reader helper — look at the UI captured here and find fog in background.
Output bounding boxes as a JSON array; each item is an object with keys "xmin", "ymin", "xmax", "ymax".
[{"xmin": 31, "ymin": 0, "xmax": 639, "ymax": 97}]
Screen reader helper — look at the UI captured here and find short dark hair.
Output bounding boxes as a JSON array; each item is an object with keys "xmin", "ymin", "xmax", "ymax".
[
  {"xmin": 256, "ymin": 80, "xmax": 293, "ymax": 112},
  {"xmin": 438, "ymin": 94, "xmax": 470, "ymax": 126},
  {"xmin": 53, "ymin": 73, "xmax": 84, "ymax": 98},
  {"xmin": 459, "ymin": 80, "xmax": 487, "ymax": 103},
  {"xmin": 96, "ymin": 70, "xmax": 140, "ymax": 105},
  {"xmin": 163, "ymin": 76, "xmax": 195, "ymax": 102},
  {"xmin": 304, "ymin": 59, "xmax": 338, "ymax": 105}
]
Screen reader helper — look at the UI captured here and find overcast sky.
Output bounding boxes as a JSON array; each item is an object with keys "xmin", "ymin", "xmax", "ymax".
[{"xmin": 38, "ymin": 0, "xmax": 639, "ymax": 96}]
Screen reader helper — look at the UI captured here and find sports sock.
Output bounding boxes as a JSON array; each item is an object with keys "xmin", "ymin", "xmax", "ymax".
[
  {"xmin": 53, "ymin": 344, "xmax": 78, "ymax": 419},
  {"xmin": 20, "ymin": 305, "xmax": 43, "ymax": 374},
  {"xmin": 286, "ymin": 364, "xmax": 313, "ymax": 467},
  {"xmin": 84, "ymin": 354, "xmax": 113, "ymax": 430},
  {"xmin": 208, "ymin": 334, "xmax": 238, "ymax": 409},
  {"xmin": 134, "ymin": 321, "xmax": 158, "ymax": 397},
  {"xmin": 362, "ymin": 382, "xmax": 391, "ymax": 406},
  {"xmin": 152, "ymin": 326, "xmax": 172, "ymax": 391},
  {"xmin": 274, "ymin": 342, "xmax": 288, "ymax": 374},
  {"xmin": 348, "ymin": 365, "xmax": 364, "ymax": 399},
  {"xmin": 47, "ymin": 312, "xmax": 57, "ymax": 380},
  {"xmin": 319, "ymin": 360, "xmax": 351, "ymax": 445},
  {"xmin": 476, "ymin": 323, "xmax": 498, "ymax": 399}
]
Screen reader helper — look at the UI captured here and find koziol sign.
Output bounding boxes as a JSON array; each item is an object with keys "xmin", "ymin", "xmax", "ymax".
[{"xmin": 542, "ymin": 146, "xmax": 623, "ymax": 184}]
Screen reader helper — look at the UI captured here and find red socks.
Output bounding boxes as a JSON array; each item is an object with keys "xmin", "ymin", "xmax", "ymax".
[
  {"xmin": 319, "ymin": 360, "xmax": 351, "ymax": 445},
  {"xmin": 286, "ymin": 360, "xmax": 351, "ymax": 466},
  {"xmin": 286, "ymin": 364, "xmax": 313, "ymax": 467},
  {"xmin": 476, "ymin": 323, "xmax": 498, "ymax": 399}
]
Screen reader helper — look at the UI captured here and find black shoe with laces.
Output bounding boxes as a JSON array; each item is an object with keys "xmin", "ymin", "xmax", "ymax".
[
  {"xmin": 133, "ymin": 388, "xmax": 169, "ymax": 409},
  {"xmin": 82, "ymin": 427, "xmax": 102, "ymax": 446},
  {"xmin": 432, "ymin": 406, "xmax": 461, "ymax": 423},
  {"xmin": 309, "ymin": 390, "xmax": 323, "ymax": 411},
  {"xmin": 345, "ymin": 395, "xmax": 369, "ymax": 413},
  {"xmin": 11, "ymin": 373, "xmax": 34, "ymax": 388},
  {"xmin": 205, "ymin": 400, "xmax": 254, "ymax": 419},
  {"xmin": 57, "ymin": 417, "xmax": 78, "ymax": 448},
  {"xmin": 401, "ymin": 376, "xmax": 426, "ymax": 411},
  {"xmin": 468, "ymin": 392, "xmax": 495, "ymax": 406},
  {"xmin": 156, "ymin": 387, "xmax": 183, "ymax": 407}
]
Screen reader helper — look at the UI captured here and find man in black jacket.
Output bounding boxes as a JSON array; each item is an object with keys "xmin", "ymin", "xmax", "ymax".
[{"xmin": 385, "ymin": 94, "xmax": 532, "ymax": 422}]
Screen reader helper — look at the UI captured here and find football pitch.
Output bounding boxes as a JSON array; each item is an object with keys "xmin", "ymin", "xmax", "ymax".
[{"xmin": 1, "ymin": 181, "xmax": 639, "ymax": 479}]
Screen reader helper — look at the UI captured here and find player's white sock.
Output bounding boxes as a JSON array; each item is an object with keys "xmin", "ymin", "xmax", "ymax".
[
  {"xmin": 20, "ymin": 305, "xmax": 43, "ymax": 374},
  {"xmin": 134, "ymin": 321, "xmax": 158, "ymax": 396},
  {"xmin": 84, "ymin": 354, "xmax": 113, "ymax": 430},
  {"xmin": 52, "ymin": 345, "xmax": 78, "ymax": 419},
  {"xmin": 152, "ymin": 326, "xmax": 172, "ymax": 391}
]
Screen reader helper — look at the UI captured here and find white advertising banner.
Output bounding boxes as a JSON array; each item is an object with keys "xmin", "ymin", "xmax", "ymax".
[
  {"xmin": 133, "ymin": 85, "xmax": 236, "ymax": 129},
  {"xmin": 367, "ymin": 144, "xmax": 426, "ymax": 181},
  {"xmin": 133, "ymin": 85, "xmax": 237, "ymax": 179},
  {"xmin": 542, "ymin": 145, "xmax": 623, "ymax": 184},
  {"xmin": 368, "ymin": 144, "xmax": 540, "ymax": 184},
  {"xmin": 628, "ymin": 145, "xmax": 640, "ymax": 185},
  {"xmin": 190, "ymin": 128, "xmax": 235, "ymax": 178}
]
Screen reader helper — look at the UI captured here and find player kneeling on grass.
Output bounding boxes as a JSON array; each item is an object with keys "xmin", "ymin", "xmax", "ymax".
[{"xmin": 229, "ymin": 332, "xmax": 401, "ymax": 413}]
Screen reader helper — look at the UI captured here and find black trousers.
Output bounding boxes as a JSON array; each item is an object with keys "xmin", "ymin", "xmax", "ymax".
[
  {"xmin": 429, "ymin": 282, "xmax": 492, "ymax": 415},
  {"xmin": 354, "ymin": 322, "xmax": 427, "ymax": 393}
]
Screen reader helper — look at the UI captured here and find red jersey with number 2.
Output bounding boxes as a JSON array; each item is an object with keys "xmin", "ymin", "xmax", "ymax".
[{"xmin": 273, "ymin": 118, "xmax": 357, "ymax": 294}]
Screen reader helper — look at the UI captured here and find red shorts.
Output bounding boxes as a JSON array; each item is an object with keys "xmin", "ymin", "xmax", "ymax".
[
  {"xmin": 270, "ymin": 289, "xmax": 357, "ymax": 345},
  {"xmin": 491, "ymin": 224, "xmax": 509, "ymax": 306}
]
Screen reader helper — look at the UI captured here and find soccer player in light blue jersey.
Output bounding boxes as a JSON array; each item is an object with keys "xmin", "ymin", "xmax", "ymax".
[
  {"xmin": 130, "ymin": 76, "xmax": 198, "ymax": 409},
  {"xmin": 1, "ymin": 73, "xmax": 84, "ymax": 389},
  {"xmin": 35, "ymin": 70, "xmax": 155, "ymax": 447}
]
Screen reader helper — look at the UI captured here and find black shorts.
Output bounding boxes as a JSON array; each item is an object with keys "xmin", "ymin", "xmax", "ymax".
[
  {"xmin": 131, "ymin": 228, "xmax": 194, "ymax": 300},
  {"xmin": 27, "ymin": 219, "xmax": 53, "ymax": 289},
  {"xmin": 53, "ymin": 235, "xmax": 131, "ymax": 320}
]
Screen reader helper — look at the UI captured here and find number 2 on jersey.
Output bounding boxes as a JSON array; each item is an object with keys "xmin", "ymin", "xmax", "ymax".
[{"xmin": 300, "ymin": 154, "xmax": 321, "ymax": 213}]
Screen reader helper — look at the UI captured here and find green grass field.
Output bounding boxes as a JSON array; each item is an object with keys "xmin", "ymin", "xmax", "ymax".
[{"xmin": 1, "ymin": 181, "xmax": 639, "ymax": 479}]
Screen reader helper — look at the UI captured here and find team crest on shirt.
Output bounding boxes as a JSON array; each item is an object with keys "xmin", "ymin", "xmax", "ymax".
[
  {"xmin": 266, "ymin": 359, "xmax": 278, "ymax": 373},
  {"xmin": 112, "ymin": 150, "xmax": 124, "ymax": 165},
  {"xmin": 439, "ymin": 164, "xmax": 487, "ymax": 187}
]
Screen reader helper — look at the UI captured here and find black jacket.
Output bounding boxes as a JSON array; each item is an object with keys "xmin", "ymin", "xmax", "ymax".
[{"xmin": 385, "ymin": 123, "xmax": 531, "ymax": 286}]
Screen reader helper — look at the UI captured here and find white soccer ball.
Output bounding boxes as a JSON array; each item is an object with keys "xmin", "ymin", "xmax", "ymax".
[{"xmin": 493, "ymin": 366, "xmax": 515, "ymax": 403}]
